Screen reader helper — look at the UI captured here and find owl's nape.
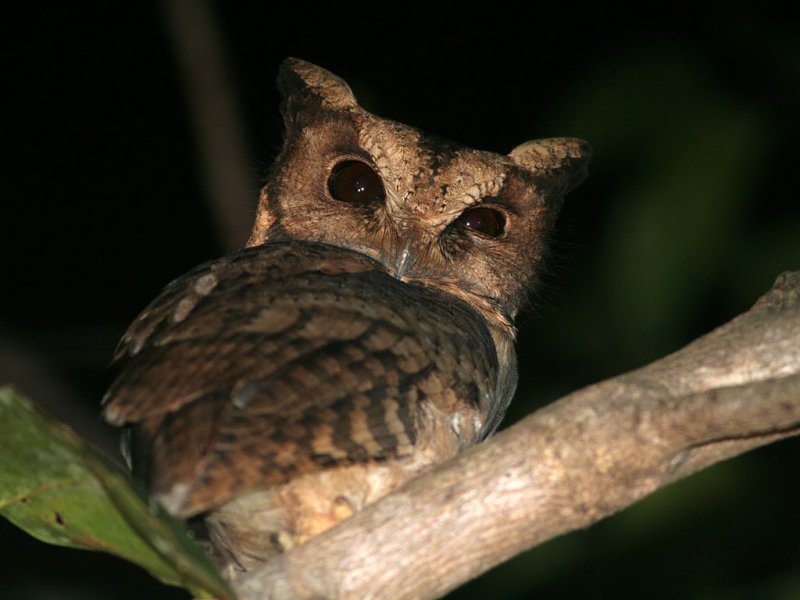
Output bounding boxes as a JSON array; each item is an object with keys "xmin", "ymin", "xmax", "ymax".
[{"xmin": 103, "ymin": 58, "xmax": 590, "ymax": 579}]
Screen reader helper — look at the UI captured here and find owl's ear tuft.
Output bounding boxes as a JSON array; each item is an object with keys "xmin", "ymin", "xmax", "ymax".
[
  {"xmin": 278, "ymin": 58, "xmax": 358, "ymax": 125},
  {"xmin": 509, "ymin": 138, "xmax": 592, "ymax": 197}
]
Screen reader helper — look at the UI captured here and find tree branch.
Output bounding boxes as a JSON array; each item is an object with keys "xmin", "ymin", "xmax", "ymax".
[
  {"xmin": 235, "ymin": 271, "xmax": 800, "ymax": 600},
  {"xmin": 160, "ymin": 0, "xmax": 256, "ymax": 251}
]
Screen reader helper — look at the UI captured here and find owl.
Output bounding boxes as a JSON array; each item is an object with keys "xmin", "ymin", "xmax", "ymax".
[{"xmin": 102, "ymin": 58, "xmax": 590, "ymax": 578}]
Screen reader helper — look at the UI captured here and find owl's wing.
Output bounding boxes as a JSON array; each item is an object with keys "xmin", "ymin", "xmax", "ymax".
[{"xmin": 103, "ymin": 242, "xmax": 501, "ymax": 517}]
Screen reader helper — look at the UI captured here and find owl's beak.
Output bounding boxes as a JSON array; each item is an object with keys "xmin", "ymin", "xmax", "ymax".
[{"xmin": 392, "ymin": 245, "xmax": 413, "ymax": 280}]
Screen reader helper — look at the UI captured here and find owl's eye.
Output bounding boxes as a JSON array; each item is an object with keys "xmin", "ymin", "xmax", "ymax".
[
  {"xmin": 458, "ymin": 206, "xmax": 506, "ymax": 238},
  {"xmin": 327, "ymin": 161, "xmax": 385, "ymax": 204}
]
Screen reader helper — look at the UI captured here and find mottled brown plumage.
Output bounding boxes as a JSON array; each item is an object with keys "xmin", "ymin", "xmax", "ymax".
[{"xmin": 102, "ymin": 58, "xmax": 590, "ymax": 577}]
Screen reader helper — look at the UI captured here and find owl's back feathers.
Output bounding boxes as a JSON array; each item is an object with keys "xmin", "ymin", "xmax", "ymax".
[{"xmin": 103, "ymin": 242, "xmax": 504, "ymax": 518}]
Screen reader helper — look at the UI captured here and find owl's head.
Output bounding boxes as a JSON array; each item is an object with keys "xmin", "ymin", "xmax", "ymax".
[{"xmin": 249, "ymin": 58, "xmax": 590, "ymax": 336}]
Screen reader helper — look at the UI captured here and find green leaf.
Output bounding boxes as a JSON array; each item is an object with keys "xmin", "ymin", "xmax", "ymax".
[{"xmin": 0, "ymin": 385, "xmax": 235, "ymax": 599}]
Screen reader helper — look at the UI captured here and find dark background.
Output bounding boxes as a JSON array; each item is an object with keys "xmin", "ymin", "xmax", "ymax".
[{"xmin": 3, "ymin": 2, "xmax": 799, "ymax": 598}]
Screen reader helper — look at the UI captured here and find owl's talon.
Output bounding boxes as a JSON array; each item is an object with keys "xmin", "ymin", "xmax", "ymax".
[{"xmin": 332, "ymin": 495, "xmax": 356, "ymax": 521}]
